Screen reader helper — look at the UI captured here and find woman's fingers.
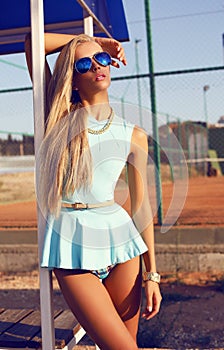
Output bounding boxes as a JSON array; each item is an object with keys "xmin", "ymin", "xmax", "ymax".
[
  {"xmin": 94, "ymin": 37, "xmax": 127, "ymax": 66},
  {"xmin": 142, "ymin": 282, "xmax": 162, "ymax": 320},
  {"xmin": 116, "ymin": 45, "xmax": 127, "ymax": 65},
  {"xmin": 142, "ymin": 298, "xmax": 161, "ymax": 320},
  {"xmin": 111, "ymin": 59, "xmax": 120, "ymax": 68}
]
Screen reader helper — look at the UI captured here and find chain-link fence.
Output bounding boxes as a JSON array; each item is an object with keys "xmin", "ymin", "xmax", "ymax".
[
  {"xmin": 1, "ymin": 2, "xmax": 224, "ymax": 225},
  {"xmin": 109, "ymin": 68, "xmax": 224, "ymax": 226},
  {"xmin": 1, "ymin": 67, "xmax": 224, "ymax": 225},
  {"xmin": 109, "ymin": 70, "xmax": 224, "ymax": 181},
  {"xmin": 1, "ymin": 73, "xmax": 223, "ymax": 180}
]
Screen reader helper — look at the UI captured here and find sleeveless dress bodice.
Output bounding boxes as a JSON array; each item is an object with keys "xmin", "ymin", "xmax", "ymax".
[{"xmin": 41, "ymin": 114, "xmax": 148, "ymax": 270}]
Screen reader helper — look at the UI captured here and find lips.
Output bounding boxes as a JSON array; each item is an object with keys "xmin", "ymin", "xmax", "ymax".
[{"xmin": 95, "ymin": 73, "xmax": 106, "ymax": 81}]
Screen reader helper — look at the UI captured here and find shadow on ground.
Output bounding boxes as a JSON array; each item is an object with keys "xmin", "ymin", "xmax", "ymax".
[
  {"xmin": 1, "ymin": 282, "xmax": 224, "ymax": 349},
  {"xmin": 77, "ymin": 282, "xmax": 224, "ymax": 349}
]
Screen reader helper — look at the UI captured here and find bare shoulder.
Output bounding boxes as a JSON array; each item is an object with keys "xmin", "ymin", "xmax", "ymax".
[{"xmin": 131, "ymin": 126, "xmax": 148, "ymax": 151}]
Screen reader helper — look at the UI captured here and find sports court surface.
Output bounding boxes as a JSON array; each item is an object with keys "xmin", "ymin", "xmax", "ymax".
[{"xmin": 0, "ymin": 176, "xmax": 223, "ymax": 228}]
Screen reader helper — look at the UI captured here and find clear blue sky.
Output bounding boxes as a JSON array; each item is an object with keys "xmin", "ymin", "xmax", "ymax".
[{"xmin": 1, "ymin": 0, "xmax": 224, "ymax": 134}]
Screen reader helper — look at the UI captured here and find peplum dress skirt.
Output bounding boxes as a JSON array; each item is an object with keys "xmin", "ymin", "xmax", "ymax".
[{"xmin": 41, "ymin": 114, "xmax": 148, "ymax": 270}]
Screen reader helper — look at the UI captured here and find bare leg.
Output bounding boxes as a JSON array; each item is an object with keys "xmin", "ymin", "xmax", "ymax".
[
  {"xmin": 103, "ymin": 256, "xmax": 142, "ymax": 341},
  {"xmin": 54, "ymin": 268, "xmax": 138, "ymax": 350}
]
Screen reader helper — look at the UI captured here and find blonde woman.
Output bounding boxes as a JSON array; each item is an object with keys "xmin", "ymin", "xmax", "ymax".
[{"xmin": 25, "ymin": 32, "xmax": 162, "ymax": 350}]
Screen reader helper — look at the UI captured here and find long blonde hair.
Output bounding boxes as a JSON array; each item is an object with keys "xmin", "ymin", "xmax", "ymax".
[{"xmin": 37, "ymin": 35, "xmax": 94, "ymax": 216}]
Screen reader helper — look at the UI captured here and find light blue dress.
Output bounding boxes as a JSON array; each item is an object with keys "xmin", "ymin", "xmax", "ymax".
[{"xmin": 41, "ymin": 114, "xmax": 148, "ymax": 270}]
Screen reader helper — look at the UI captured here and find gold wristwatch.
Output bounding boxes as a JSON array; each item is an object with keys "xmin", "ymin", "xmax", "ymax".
[{"xmin": 143, "ymin": 272, "xmax": 161, "ymax": 283}]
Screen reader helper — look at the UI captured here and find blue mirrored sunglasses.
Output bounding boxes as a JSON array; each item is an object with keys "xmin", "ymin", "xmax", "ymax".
[{"xmin": 74, "ymin": 52, "xmax": 112, "ymax": 74}]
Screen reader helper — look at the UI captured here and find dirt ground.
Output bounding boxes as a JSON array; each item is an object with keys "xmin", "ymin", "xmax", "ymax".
[
  {"xmin": 0, "ymin": 174, "xmax": 224, "ymax": 227},
  {"xmin": 0, "ymin": 271, "xmax": 224, "ymax": 349},
  {"xmin": 0, "ymin": 174, "xmax": 224, "ymax": 348}
]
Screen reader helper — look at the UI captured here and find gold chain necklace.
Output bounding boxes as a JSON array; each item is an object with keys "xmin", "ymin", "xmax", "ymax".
[{"xmin": 88, "ymin": 108, "xmax": 114, "ymax": 135}]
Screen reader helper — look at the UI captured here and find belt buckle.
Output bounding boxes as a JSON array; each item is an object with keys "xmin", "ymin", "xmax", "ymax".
[{"xmin": 74, "ymin": 203, "xmax": 88, "ymax": 209}]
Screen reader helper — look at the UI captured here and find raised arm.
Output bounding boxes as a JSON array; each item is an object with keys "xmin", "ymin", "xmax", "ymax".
[
  {"xmin": 128, "ymin": 126, "xmax": 162, "ymax": 320},
  {"xmin": 24, "ymin": 33, "xmax": 79, "ymax": 85},
  {"xmin": 25, "ymin": 32, "xmax": 127, "ymax": 83}
]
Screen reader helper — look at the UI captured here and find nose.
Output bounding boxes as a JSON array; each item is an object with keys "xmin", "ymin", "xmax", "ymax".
[{"xmin": 91, "ymin": 58, "xmax": 101, "ymax": 72}]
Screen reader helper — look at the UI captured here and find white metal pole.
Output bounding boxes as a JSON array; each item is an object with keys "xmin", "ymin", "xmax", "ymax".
[
  {"xmin": 30, "ymin": 0, "xmax": 55, "ymax": 349},
  {"xmin": 77, "ymin": 0, "xmax": 112, "ymax": 38},
  {"xmin": 84, "ymin": 15, "xmax": 94, "ymax": 36},
  {"xmin": 83, "ymin": 10, "xmax": 101, "ymax": 350}
]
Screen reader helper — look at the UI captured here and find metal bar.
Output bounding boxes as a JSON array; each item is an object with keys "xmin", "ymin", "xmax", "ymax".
[
  {"xmin": 76, "ymin": 0, "xmax": 112, "ymax": 38},
  {"xmin": 111, "ymin": 65, "xmax": 224, "ymax": 81},
  {"xmin": 84, "ymin": 15, "xmax": 94, "ymax": 37},
  {"xmin": 30, "ymin": 1, "xmax": 55, "ymax": 350},
  {"xmin": 155, "ymin": 65, "xmax": 224, "ymax": 76},
  {"xmin": 184, "ymin": 158, "xmax": 224, "ymax": 163},
  {"xmin": 0, "ymin": 87, "xmax": 32, "ymax": 93},
  {"xmin": 0, "ymin": 130, "xmax": 33, "ymax": 136},
  {"xmin": 1, "ymin": 64, "xmax": 224, "ymax": 94},
  {"xmin": 144, "ymin": 0, "xmax": 163, "ymax": 225},
  {"xmin": 0, "ymin": 58, "xmax": 27, "ymax": 70},
  {"xmin": 135, "ymin": 39, "xmax": 143, "ymax": 127}
]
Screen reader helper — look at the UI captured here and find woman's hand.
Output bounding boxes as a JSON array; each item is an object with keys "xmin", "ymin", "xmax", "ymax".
[
  {"xmin": 94, "ymin": 37, "xmax": 127, "ymax": 67},
  {"xmin": 142, "ymin": 281, "xmax": 162, "ymax": 320}
]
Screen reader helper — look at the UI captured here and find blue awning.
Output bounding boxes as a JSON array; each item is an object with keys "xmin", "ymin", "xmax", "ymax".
[{"xmin": 0, "ymin": 0, "xmax": 129, "ymax": 55}]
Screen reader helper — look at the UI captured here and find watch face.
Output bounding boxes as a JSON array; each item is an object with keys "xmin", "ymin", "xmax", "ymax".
[{"xmin": 143, "ymin": 272, "xmax": 160, "ymax": 283}]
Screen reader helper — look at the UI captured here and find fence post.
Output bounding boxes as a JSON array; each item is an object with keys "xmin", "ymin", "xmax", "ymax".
[
  {"xmin": 144, "ymin": 0, "xmax": 163, "ymax": 225},
  {"xmin": 166, "ymin": 114, "xmax": 174, "ymax": 182}
]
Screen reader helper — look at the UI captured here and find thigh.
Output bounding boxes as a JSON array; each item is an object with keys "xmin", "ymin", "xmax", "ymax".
[
  {"xmin": 103, "ymin": 256, "xmax": 142, "ymax": 340},
  {"xmin": 54, "ymin": 268, "xmax": 138, "ymax": 350}
]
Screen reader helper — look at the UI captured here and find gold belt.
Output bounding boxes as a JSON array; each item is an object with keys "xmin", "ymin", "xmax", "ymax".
[{"xmin": 61, "ymin": 199, "xmax": 114, "ymax": 210}]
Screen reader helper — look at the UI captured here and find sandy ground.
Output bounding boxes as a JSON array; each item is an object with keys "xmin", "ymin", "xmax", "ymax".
[
  {"xmin": 0, "ymin": 173, "xmax": 224, "ymax": 227},
  {"xmin": 0, "ymin": 271, "xmax": 224, "ymax": 349},
  {"xmin": 0, "ymin": 173, "xmax": 224, "ymax": 348}
]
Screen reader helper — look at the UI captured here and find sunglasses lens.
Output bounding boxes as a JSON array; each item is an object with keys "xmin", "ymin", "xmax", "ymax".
[
  {"xmin": 75, "ymin": 57, "xmax": 92, "ymax": 74},
  {"xmin": 74, "ymin": 52, "xmax": 112, "ymax": 74},
  {"xmin": 94, "ymin": 52, "xmax": 112, "ymax": 66}
]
